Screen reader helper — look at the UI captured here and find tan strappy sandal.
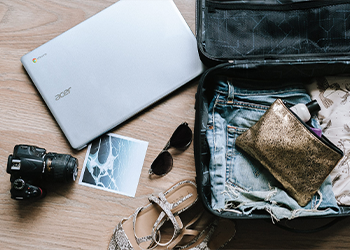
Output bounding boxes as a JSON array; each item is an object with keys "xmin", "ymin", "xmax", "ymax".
[
  {"xmin": 109, "ymin": 179, "xmax": 236, "ymax": 250},
  {"xmin": 187, "ymin": 217, "xmax": 236, "ymax": 250},
  {"xmin": 155, "ymin": 202, "xmax": 236, "ymax": 250},
  {"xmin": 109, "ymin": 180, "xmax": 198, "ymax": 250}
]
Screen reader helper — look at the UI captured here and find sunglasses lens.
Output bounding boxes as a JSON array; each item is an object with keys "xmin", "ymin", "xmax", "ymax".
[
  {"xmin": 170, "ymin": 123, "xmax": 192, "ymax": 148},
  {"xmin": 150, "ymin": 151, "xmax": 173, "ymax": 176}
]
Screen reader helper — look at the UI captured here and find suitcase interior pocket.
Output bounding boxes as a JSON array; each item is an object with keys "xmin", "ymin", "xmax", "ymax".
[{"xmin": 197, "ymin": 0, "xmax": 350, "ymax": 64}]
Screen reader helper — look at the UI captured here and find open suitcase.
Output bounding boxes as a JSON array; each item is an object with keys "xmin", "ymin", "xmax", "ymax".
[{"xmin": 194, "ymin": 0, "xmax": 350, "ymax": 226}]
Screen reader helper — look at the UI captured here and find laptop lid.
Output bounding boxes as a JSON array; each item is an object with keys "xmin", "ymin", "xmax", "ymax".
[{"xmin": 21, "ymin": 0, "xmax": 204, "ymax": 150}]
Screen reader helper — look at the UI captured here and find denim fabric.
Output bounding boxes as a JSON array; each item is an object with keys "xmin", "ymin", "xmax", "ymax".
[{"xmin": 206, "ymin": 80, "xmax": 340, "ymax": 220}]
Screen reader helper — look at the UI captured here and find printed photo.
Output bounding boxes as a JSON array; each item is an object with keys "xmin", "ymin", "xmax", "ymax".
[{"xmin": 79, "ymin": 133, "xmax": 148, "ymax": 197}]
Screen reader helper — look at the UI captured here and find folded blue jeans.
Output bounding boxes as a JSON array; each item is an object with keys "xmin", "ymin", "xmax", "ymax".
[{"xmin": 206, "ymin": 80, "xmax": 340, "ymax": 221}]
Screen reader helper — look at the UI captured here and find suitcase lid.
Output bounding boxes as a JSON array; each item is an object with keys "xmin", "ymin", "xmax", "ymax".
[{"xmin": 196, "ymin": 0, "xmax": 350, "ymax": 67}]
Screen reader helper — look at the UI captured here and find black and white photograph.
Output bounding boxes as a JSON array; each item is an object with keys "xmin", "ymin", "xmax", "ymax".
[{"xmin": 79, "ymin": 133, "xmax": 148, "ymax": 197}]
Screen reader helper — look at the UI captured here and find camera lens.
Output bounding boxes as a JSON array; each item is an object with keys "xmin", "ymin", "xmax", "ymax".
[
  {"xmin": 67, "ymin": 156, "xmax": 78, "ymax": 182},
  {"xmin": 45, "ymin": 153, "xmax": 78, "ymax": 182}
]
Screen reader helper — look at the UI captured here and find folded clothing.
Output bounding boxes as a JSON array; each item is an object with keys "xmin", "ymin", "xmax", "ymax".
[
  {"xmin": 206, "ymin": 79, "xmax": 340, "ymax": 221},
  {"xmin": 306, "ymin": 76, "xmax": 350, "ymax": 205}
]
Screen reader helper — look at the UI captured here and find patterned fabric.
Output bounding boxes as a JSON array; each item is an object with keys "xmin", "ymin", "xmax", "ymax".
[
  {"xmin": 307, "ymin": 76, "xmax": 350, "ymax": 205},
  {"xmin": 108, "ymin": 220, "xmax": 133, "ymax": 250},
  {"xmin": 200, "ymin": 2, "xmax": 350, "ymax": 60}
]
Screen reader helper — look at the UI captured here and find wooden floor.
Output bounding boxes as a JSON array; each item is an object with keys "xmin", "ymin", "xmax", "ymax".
[{"xmin": 1, "ymin": 0, "xmax": 350, "ymax": 249}]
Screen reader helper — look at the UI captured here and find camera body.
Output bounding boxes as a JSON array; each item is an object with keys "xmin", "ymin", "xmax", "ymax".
[{"xmin": 7, "ymin": 145, "xmax": 78, "ymax": 200}]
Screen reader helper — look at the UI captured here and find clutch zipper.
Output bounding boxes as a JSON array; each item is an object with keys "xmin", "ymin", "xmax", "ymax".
[
  {"xmin": 206, "ymin": 0, "xmax": 350, "ymax": 11},
  {"xmin": 282, "ymin": 100, "xmax": 343, "ymax": 156}
]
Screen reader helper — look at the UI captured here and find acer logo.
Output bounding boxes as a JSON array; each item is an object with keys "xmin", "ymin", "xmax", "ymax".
[{"xmin": 55, "ymin": 87, "xmax": 71, "ymax": 101}]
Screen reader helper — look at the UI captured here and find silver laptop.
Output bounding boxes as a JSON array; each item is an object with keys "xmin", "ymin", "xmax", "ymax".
[{"xmin": 21, "ymin": 0, "xmax": 204, "ymax": 150}]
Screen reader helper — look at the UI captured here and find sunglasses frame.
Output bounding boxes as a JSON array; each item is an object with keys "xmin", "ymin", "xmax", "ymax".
[{"xmin": 148, "ymin": 122, "xmax": 192, "ymax": 177}]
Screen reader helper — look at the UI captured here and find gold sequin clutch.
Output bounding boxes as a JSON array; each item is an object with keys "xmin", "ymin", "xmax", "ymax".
[{"xmin": 236, "ymin": 98, "xmax": 343, "ymax": 207}]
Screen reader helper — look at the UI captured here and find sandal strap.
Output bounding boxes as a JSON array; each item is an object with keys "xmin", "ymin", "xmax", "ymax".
[
  {"xmin": 149, "ymin": 193, "xmax": 183, "ymax": 246},
  {"xmin": 133, "ymin": 191, "xmax": 194, "ymax": 248},
  {"xmin": 167, "ymin": 212, "xmax": 204, "ymax": 249},
  {"xmin": 133, "ymin": 207, "xmax": 153, "ymax": 245}
]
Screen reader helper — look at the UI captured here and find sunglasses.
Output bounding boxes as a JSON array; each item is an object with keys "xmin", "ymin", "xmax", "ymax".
[{"xmin": 148, "ymin": 122, "xmax": 193, "ymax": 177}]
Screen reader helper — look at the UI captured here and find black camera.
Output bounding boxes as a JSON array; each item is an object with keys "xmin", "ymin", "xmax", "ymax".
[{"xmin": 7, "ymin": 145, "xmax": 78, "ymax": 200}]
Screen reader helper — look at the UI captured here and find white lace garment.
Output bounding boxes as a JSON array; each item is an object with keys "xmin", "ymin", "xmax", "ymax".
[{"xmin": 307, "ymin": 76, "xmax": 350, "ymax": 205}]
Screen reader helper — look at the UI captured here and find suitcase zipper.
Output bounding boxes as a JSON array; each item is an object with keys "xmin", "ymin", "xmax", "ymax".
[{"xmin": 206, "ymin": 0, "xmax": 350, "ymax": 11}]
